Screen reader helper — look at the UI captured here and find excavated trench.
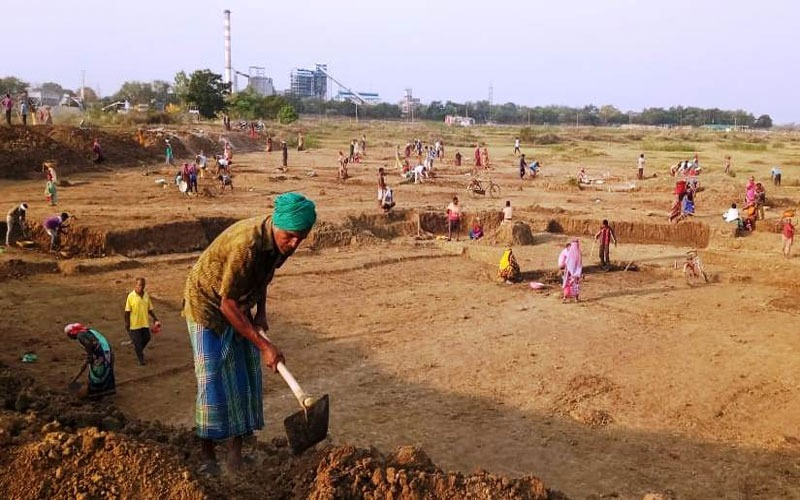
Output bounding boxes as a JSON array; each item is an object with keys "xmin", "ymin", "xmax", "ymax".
[{"xmin": 1, "ymin": 210, "xmax": 710, "ymax": 261}]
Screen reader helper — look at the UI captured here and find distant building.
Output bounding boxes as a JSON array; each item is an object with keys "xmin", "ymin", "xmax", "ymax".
[
  {"xmin": 27, "ymin": 88, "xmax": 62, "ymax": 107},
  {"xmin": 444, "ymin": 115, "xmax": 475, "ymax": 127},
  {"xmin": 248, "ymin": 76, "xmax": 275, "ymax": 96},
  {"xmin": 400, "ymin": 88, "xmax": 420, "ymax": 117},
  {"xmin": 290, "ymin": 65, "xmax": 327, "ymax": 99},
  {"xmin": 244, "ymin": 67, "xmax": 275, "ymax": 96},
  {"xmin": 334, "ymin": 90, "xmax": 380, "ymax": 104}
]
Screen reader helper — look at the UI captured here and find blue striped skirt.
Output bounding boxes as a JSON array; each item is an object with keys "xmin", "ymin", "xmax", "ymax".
[{"xmin": 187, "ymin": 321, "xmax": 264, "ymax": 440}]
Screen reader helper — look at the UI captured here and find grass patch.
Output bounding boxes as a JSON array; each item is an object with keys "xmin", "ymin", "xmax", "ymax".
[
  {"xmin": 519, "ymin": 127, "xmax": 563, "ymax": 145},
  {"xmin": 550, "ymin": 145, "xmax": 606, "ymax": 160},
  {"xmin": 727, "ymin": 141, "xmax": 768, "ymax": 152},
  {"xmin": 641, "ymin": 141, "xmax": 697, "ymax": 152}
]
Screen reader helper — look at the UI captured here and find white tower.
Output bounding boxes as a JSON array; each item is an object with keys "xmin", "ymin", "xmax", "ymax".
[{"xmin": 223, "ymin": 10, "xmax": 232, "ymax": 88}]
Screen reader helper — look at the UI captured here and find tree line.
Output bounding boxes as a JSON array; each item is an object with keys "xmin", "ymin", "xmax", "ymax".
[{"xmin": 1, "ymin": 73, "xmax": 773, "ymax": 128}]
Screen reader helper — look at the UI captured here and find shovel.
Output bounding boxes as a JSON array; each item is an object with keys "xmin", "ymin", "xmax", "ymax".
[{"xmin": 258, "ymin": 329, "xmax": 329, "ymax": 455}]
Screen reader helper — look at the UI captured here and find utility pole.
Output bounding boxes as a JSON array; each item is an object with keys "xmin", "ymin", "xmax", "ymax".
[
  {"xmin": 81, "ymin": 70, "xmax": 86, "ymax": 102},
  {"xmin": 488, "ymin": 84, "xmax": 493, "ymax": 123}
]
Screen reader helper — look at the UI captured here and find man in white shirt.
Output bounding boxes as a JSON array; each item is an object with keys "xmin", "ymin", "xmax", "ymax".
[
  {"xmin": 413, "ymin": 164, "xmax": 427, "ymax": 184},
  {"xmin": 637, "ymin": 154, "xmax": 645, "ymax": 180},
  {"xmin": 380, "ymin": 186, "xmax": 395, "ymax": 212},
  {"xmin": 502, "ymin": 200, "xmax": 513, "ymax": 223},
  {"xmin": 723, "ymin": 203, "xmax": 740, "ymax": 223},
  {"xmin": 514, "ymin": 137, "xmax": 521, "ymax": 156}
]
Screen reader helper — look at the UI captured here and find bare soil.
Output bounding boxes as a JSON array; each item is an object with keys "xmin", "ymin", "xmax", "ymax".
[{"xmin": 1, "ymin": 122, "xmax": 799, "ymax": 499}]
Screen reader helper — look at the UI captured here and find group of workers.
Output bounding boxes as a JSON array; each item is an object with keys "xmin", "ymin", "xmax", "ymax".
[
  {"xmin": 6, "ymin": 202, "xmax": 71, "ymax": 253},
  {"xmin": 62, "ymin": 276, "xmax": 160, "ymax": 399},
  {"xmin": 6, "ymin": 125, "xmax": 800, "ymax": 480}
]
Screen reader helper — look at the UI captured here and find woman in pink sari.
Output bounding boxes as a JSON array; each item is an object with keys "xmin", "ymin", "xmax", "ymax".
[
  {"xmin": 745, "ymin": 176, "xmax": 756, "ymax": 205},
  {"xmin": 563, "ymin": 238, "xmax": 583, "ymax": 302}
]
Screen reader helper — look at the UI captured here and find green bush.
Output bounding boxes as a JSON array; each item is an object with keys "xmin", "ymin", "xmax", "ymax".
[{"xmin": 277, "ymin": 104, "xmax": 298, "ymax": 124}]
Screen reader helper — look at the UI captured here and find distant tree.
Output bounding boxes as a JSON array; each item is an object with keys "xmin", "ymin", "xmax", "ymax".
[
  {"xmin": 264, "ymin": 96, "xmax": 289, "ymax": 119},
  {"xmin": 277, "ymin": 104, "xmax": 298, "ymax": 124},
  {"xmin": 580, "ymin": 105, "xmax": 600, "ymax": 126},
  {"xmin": 0, "ymin": 76, "xmax": 29, "ymax": 94},
  {"xmin": 185, "ymin": 70, "xmax": 228, "ymax": 119},
  {"xmin": 597, "ymin": 105, "xmax": 622, "ymax": 125},
  {"xmin": 151, "ymin": 80, "xmax": 176, "ymax": 106},
  {"xmin": 226, "ymin": 89, "xmax": 289, "ymax": 120},
  {"xmin": 112, "ymin": 81, "xmax": 156, "ymax": 104},
  {"xmin": 754, "ymin": 114, "xmax": 773, "ymax": 129},
  {"xmin": 76, "ymin": 87, "xmax": 100, "ymax": 103},
  {"xmin": 227, "ymin": 89, "xmax": 263, "ymax": 119},
  {"xmin": 424, "ymin": 100, "xmax": 446, "ymax": 121},
  {"xmin": 173, "ymin": 71, "xmax": 190, "ymax": 104},
  {"xmin": 40, "ymin": 82, "xmax": 65, "ymax": 96}
]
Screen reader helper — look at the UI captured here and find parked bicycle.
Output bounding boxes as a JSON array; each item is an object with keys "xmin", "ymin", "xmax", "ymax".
[
  {"xmin": 466, "ymin": 177, "xmax": 501, "ymax": 198},
  {"xmin": 682, "ymin": 249, "xmax": 709, "ymax": 284}
]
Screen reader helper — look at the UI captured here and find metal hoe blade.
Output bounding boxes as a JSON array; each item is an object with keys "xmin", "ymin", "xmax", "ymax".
[{"xmin": 283, "ymin": 394, "xmax": 329, "ymax": 455}]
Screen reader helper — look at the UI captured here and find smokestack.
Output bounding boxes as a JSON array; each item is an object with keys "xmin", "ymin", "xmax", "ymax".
[{"xmin": 224, "ymin": 9, "xmax": 232, "ymax": 89}]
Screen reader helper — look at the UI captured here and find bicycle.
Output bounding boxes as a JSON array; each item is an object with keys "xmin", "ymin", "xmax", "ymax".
[
  {"xmin": 682, "ymin": 250, "xmax": 709, "ymax": 284},
  {"xmin": 466, "ymin": 177, "xmax": 501, "ymax": 198}
]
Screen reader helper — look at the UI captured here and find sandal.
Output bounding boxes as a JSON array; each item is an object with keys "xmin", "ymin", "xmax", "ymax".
[{"xmin": 198, "ymin": 461, "xmax": 221, "ymax": 477}]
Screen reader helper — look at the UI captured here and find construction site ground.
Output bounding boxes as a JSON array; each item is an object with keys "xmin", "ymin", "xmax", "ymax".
[{"xmin": 1, "ymin": 122, "xmax": 799, "ymax": 499}]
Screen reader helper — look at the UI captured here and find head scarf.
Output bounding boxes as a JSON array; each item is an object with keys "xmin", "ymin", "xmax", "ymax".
[
  {"xmin": 273, "ymin": 192, "xmax": 317, "ymax": 232},
  {"xmin": 64, "ymin": 323, "xmax": 88, "ymax": 339},
  {"xmin": 565, "ymin": 239, "xmax": 582, "ymax": 278}
]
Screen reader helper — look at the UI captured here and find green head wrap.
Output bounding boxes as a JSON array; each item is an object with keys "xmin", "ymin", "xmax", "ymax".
[{"xmin": 273, "ymin": 192, "xmax": 317, "ymax": 232}]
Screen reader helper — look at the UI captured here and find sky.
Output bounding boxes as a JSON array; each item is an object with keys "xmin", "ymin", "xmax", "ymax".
[{"xmin": 5, "ymin": 0, "xmax": 798, "ymax": 122}]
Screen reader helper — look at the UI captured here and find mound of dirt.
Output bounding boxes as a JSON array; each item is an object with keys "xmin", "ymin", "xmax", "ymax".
[
  {"xmin": 0, "ymin": 126, "xmax": 88, "ymax": 178},
  {"xmin": 0, "ymin": 364, "xmax": 562, "ymax": 499},
  {"xmin": 0, "ymin": 126, "xmax": 163, "ymax": 179},
  {"xmin": 0, "ymin": 421, "xmax": 204, "ymax": 499},
  {"xmin": 0, "ymin": 126, "xmax": 245, "ymax": 180},
  {"xmin": 306, "ymin": 445, "xmax": 552, "ymax": 499},
  {"xmin": 490, "ymin": 221, "xmax": 536, "ymax": 246}
]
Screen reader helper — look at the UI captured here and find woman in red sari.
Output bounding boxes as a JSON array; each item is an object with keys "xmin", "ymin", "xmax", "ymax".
[{"xmin": 474, "ymin": 145, "xmax": 482, "ymax": 167}]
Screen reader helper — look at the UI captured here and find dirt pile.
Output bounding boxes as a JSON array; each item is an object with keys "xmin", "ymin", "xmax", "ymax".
[
  {"xmin": 0, "ymin": 126, "xmax": 239, "ymax": 180},
  {"xmin": 0, "ymin": 420, "xmax": 204, "ymax": 499},
  {"xmin": 306, "ymin": 445, "xmax": 553, "ymax": 499},
  {"xmin": 0, "ymin": 126, "xmax": 89, "ymax": 178},
  {"xmin": 0, "ymin": 364, "xmax": 562, "ymax": 499},
  {"xmin": 490, "ymin": 221, "xmax": 536, "ymax": 246}
]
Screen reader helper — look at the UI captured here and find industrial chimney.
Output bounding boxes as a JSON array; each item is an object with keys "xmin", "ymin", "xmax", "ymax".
[{"xmin": 223, "ymin": 10, "xmax": 232, "ymax": 89}]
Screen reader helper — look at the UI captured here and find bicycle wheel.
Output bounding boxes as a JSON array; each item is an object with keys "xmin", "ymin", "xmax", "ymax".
[{"xmin": 488, "ymin": 183, "xmax": 501, "ymax": 198}]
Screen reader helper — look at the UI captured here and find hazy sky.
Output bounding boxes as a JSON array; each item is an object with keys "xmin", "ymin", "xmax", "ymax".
[{"xmin": 5, "ymin": 0, "xmax": 797, "ymax": 122}]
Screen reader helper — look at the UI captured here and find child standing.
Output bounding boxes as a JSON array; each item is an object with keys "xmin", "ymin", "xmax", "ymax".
[{"xmin": 45, "ymin": 179, "xmax": 57, "ymax": 206}]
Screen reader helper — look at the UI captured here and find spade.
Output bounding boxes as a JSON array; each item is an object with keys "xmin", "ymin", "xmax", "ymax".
[{"xmin": 259, "ymin": 329, "xmax": 329, "ymax": 455}]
